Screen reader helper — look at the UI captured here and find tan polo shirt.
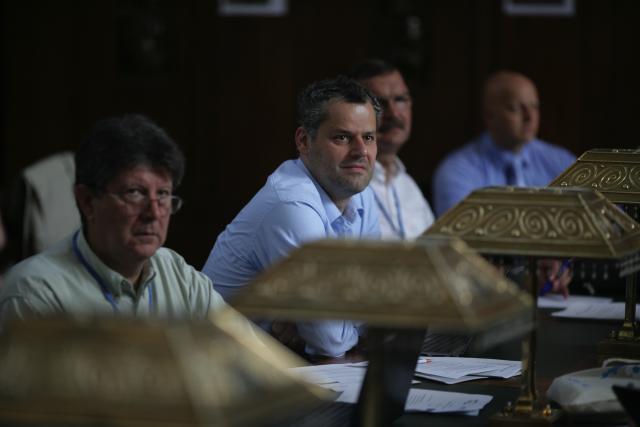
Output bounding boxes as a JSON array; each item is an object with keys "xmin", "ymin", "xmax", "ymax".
[{"xmin": 0, "ymin": 231, "xmax": 229, "ymax": 325}]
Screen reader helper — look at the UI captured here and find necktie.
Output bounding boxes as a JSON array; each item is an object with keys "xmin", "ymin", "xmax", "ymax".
[
  {"xmin": 505, "ymin": 162, "xmax": 517, "ymax": 186},
  {"xmin": 505, "ymin": 160, "xmax": 524, "ymax": 186}
]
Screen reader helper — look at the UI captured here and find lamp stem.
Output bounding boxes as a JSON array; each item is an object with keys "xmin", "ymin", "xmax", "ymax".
[
  {"xmin": 514, "ymin": 257, "xmax": 538, "ymax": 414},
  {"xmin": 618, "ymin": 273, "xmax": 638, "ymax": 340}
]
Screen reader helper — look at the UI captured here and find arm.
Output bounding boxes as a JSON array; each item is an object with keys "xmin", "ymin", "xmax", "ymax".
[
  {"xmin": 256, "ymin": 202, "xmax": 363, "ymax": 357},
  {"xmin": 0, "ymin": 296, "xmax": 40, "ymax": 327},
  {"xmin": 432, "ymin": 156, "xmax": 483, "ymax": 216},
  {"xmin": 0, "ymin": 275, "xmax": 63, "ymax": 329}
]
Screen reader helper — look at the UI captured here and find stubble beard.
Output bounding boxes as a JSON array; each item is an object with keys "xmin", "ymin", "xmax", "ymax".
[{"xmin": 331, "ymin": 165, "xmax": 373, "ymax": 199}]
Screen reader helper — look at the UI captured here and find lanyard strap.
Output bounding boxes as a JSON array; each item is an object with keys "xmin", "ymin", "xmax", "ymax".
[
  {"xmin": 373, "ymin": 185, "xmax": 405, "ymax": 239},
  {"xmin": 72, "ymin": 231, "xmax": 154, "ymax": 314}
]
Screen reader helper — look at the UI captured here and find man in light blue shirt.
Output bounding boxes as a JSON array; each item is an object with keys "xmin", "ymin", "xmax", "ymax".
[
  {"xmin": 432, "ymin": 71, "xmax": 575, "ymax": 216},
  {"xmin": 202, "ymin": 76, "xmax": 381, "ymax": 357}
]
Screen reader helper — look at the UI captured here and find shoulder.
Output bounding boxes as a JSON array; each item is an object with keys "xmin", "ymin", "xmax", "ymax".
[
  {"xmin": 261, "ymin": 201, "xmax": 328, "ymax": 240},
  {"xmin": 529, "ymin": 139, "xmax": 576, "ymax": 166},
  {"xmin": 434, "ymin": 139, "xmax": 487, "ymax": 184},
  {"xmin": 396, "ymin": 169, "xmax": 424, "ymax": 193},
  {"xmin": 436, "ymin": 138, "xmax": 485, "ymax": 172},
  {"xmin": 152, "ymin": 247, "xmax": 209, "ymax": 284},
  {"xmin": 531, "ymin": 139, "xmax": 575, "ymax": 157},
  {"xmin": 396, "ymin": 171, "xmax": 431, "ymax": 205},
  {"xmin": 4, "ymin": 241, "xmax": 74, "ymax": 288},
  {"xmin": 267, "ymin": 159, "xmax": 323, "ymax": 206},
  {"xmin": 222, "ymin": 160, "xmax": 323, "ymax": 234},
  {"xmin": 1, "ymin": 247, "xmax": 73, "ymax": 312}
]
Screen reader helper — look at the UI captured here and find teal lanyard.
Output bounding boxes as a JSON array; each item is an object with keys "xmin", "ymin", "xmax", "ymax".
[
  {"xmin": 373, "ymin": 186, "xmax": 406, "ymax": 239},
  {"xmin": 72, "ymin": 231, "xmax": 155, "ymax": 314}
]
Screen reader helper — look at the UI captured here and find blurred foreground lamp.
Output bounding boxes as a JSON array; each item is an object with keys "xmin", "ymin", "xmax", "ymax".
[
  {"xmin": 0, "ymin": 312, "xmax": 327, "ymax": 427},
  {"xmin": 423, "ymin": 186, "xmax": 640, "ymax": 425},
  {"xmin": 233, "ymin": 238, "xmax": 533, "ymax": 427},
  {"xmin": 550, "ymin": 148, "xmax": 640, "ymax": 358}
]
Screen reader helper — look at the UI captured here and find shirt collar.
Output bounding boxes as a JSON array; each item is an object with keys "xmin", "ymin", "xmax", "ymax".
[
  {"xmin": 373, "ymin": 158, "xmax": 406, "ymax": 184},
  {"xmin": 481, "ymin": 132, "xmax": 535, "ymax": 168},
  {"xmin": 75, "ymin": 229, "xmax": 155, "ymax": 297}
]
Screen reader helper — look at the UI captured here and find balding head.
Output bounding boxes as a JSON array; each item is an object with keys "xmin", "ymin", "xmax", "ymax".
[{"xmin": 482, "ymin": 71, "xmax": 539, "ymax": 152}]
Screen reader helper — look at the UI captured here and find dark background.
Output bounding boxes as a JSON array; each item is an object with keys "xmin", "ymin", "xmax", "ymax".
[{"xmin": 2, "ymin": 0, "xmax": 639, "ymax": 267}]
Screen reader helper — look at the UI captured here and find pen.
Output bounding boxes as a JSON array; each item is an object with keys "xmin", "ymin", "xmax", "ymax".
[{"xmin": 539, "ymin": 258, "xmax": 572, "ymax": 296}]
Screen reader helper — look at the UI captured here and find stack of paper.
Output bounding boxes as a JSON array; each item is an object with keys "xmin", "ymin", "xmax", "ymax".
[
  {"xmin": 538, "ymin": 294, "xmax": 612, "ymax": 309},
  {"xmin": 405, "ymin": 389, "xmax": 492, "ymax": 415},
  {"xmin": 289, "ymin": 362, "xmax": 493, "ymax": 415},
  {"xmin": 550, "ymin": 301, "xmax": 640, "ymax": 320},
  {"xmin": 538, "ymin": 294, "xmax": 640, "ymax": 321},
  {"xmin": 414, "ymin": 357, "xmax": 521, "ymax": 384}
]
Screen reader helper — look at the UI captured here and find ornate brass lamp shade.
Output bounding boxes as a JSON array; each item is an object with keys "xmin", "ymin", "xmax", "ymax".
[
  {"xmin": 550, "ymin": 148, "xmax": 640, "ymax": 354},
  {"xmin": 233, "ymin": 238, "xmax": 533, "ymax": 427},
  {"xmin": 423, "ymin": 186, "xmax": 640, "ymax": 425},
  {"xmin": 550, "ymin": 148, "xmax": 640, "ymax": 204},
  {"xmin": 0, "ymin": 312, "xmax": 327, "ymax": 427}
]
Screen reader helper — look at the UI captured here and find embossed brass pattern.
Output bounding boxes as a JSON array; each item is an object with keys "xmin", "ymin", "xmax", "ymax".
[
  {"xmin": 424, "ymin": 187, "xmax": 640, "ymax": 258},
  {"xmin": 233, "ymin": 238, "xmax": 532, "ymax": 332},
  {"xmin": 423, "ymin": 186, "xmax": 640, "ymax": 425},
  {"xmin": 549, "ymin": 149, "xmax": 640, "ymax": 203},
  {"xmin": 549, "ymin": 150, "xmax": 640, "ymax": 350},
  {"xmin": 0, "ymin": 315, "xmax": 326, "ymax": 426}
]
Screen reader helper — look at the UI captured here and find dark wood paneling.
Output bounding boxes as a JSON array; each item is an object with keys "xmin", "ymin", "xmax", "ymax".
[{"xmin": 2, "ymin": 0, "xmax": 640, "ymax": 266}]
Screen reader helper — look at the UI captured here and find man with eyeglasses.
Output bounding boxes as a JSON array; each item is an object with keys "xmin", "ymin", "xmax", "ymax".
[
  {"xmin": 349, "ymin": 59, "xmax": 435, "ymax": 240},
  {"xmin": 0, "ymin": 114, "xmax": 236, "ymax": 325}
]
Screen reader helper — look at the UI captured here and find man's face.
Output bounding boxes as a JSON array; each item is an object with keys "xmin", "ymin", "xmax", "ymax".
[
  {"xmin": 80, "ymin": 165, "xmax": 173, "ymax": 269},
  {"xmin": 485, "ymin": 77, "xmax": 540, "ymax": 151},
  {"xmin": 297, "ymin": 100, "xmax": 377, "ymax": 207},
  {"xmin": 359, "ymin": 70, "xmax": 412, "ymax": 156}
]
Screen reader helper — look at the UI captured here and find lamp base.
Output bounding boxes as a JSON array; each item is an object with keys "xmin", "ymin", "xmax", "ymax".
[
  {"xmin": 490, "ymin": 405, "xmax": 562, "ymax": 426},
  {"xmin": 355, "ymin": 327, "xmax": 426, "ymax": 427},
  {"xmin": 597, "ymin": 336, "xmax": 640, "ymax": 363}
]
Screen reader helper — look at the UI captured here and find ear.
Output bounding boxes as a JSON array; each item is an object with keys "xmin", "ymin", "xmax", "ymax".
[
  {"xmin": 294, "ymin": 127, "xmax": 311, "ymax": 156},
  {"xmin": 74, "ymin": 184, "xmax": 96, "ymax": 223}
]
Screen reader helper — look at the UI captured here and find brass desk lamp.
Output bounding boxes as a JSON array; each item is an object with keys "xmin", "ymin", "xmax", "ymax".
[
  {"xmin": 233, "ymin": 238, "xmax": 533, "ymax": 427},
  {"xmin": 0, "ymin": 311, "xmax": 327, "ymax": 427},
  {"xmin": 422, "ymin": 186, "xmax": 640, "ymax": 426},
  {"xmin": 550, "ymin": 148, "xmax": 640, "ymax": 359}
]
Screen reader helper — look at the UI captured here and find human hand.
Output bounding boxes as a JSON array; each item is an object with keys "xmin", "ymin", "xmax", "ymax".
[{"xmin": 538, "ymin": 258, "xmax": 572, "ymax": 298}]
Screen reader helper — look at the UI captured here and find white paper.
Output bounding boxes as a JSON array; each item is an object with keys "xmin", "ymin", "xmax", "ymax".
[
  {"xmin": 551, "ymin": 302, "xmax": 640, "ymax": 320},
  {"xmin": 405, "ymin": 388, "xmax": 493, "ymax": 413},
  {"xmin": 415, "ymin": 357, "xmax": 521, "ymax": 381},
  {"xmin": 414, "ymin": 372, "xmax": 488, "ymax": 384},
  {"xmin": 538, "ymin": 295, "xmax": 612, "ymax": 309},
  {"xmin": 289, "ymin": 363, "xmax": 366, "ymax": 385},
  {"xmin": 289, "ymin": 362, "xmax": 493, "ymax": 415}
]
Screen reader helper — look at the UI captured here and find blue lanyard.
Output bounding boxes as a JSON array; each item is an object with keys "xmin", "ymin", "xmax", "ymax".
[
  {"xmin": 72, "ymin": 231, "xmax": 155, "ymax": 314},
  {"xmin": 373, "ymin": 185, "xmax": 405, "ymax": 239}
]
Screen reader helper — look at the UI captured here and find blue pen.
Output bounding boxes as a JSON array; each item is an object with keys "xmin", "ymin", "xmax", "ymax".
[{"xmin": 539, "ymin": 258, "xmax": 572, "ymax": 296}]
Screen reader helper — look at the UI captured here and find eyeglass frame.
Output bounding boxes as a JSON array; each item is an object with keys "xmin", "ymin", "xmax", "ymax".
[
  {"xmin": 97, "ymin": 187, "xmax": 184, "ymax": 215},
  {"xmin": 374, "ymin": 94, "xmax": 412, "ymax": 113}
]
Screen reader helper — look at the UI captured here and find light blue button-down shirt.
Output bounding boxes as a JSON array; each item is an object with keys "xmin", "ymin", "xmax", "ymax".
[
  {"xmin": 432, "ymin": 132, "xmax": 576, "ymax": 216},
  {"xmin": 202, "ymin": 159, "xmax": 380, "ymax": 357}
]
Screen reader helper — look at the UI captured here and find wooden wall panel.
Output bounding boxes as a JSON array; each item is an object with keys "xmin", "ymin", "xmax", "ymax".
[{"xmin": 2, "ymin": 0, "xmax": 640, "ymax": 266}]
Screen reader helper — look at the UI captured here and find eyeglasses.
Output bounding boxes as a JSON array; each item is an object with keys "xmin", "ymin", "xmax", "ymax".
[
  {"xmin": 104, "ymin": 188, "xmax": 184, "ymax": 215},
  {"xmin": 375, "ymin": 94, "xmax": 412, "ymax": 112}
]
